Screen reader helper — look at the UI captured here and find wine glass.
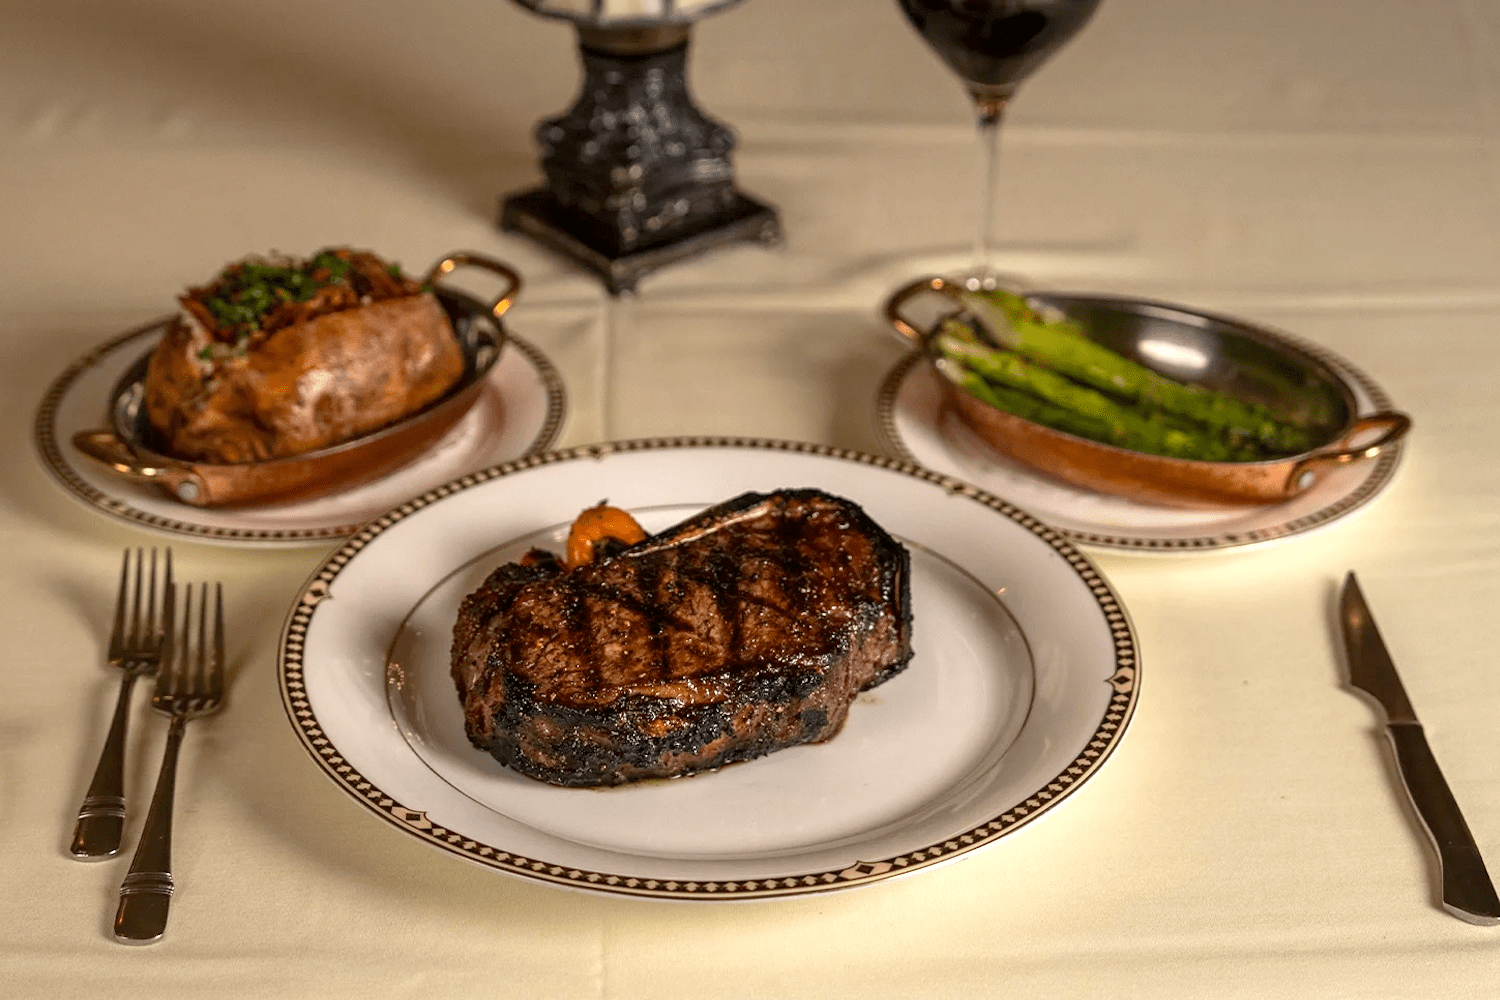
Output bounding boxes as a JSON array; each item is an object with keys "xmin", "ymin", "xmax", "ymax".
[{"xmin": 896, "ymin": 0, "xmax": 1103, "ymax": 290}]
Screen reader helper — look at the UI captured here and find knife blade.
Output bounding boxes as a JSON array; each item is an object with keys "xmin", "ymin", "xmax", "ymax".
[{"xmin": 1339, "ymin": 571, "xmax": 1500, "ymax": 925}]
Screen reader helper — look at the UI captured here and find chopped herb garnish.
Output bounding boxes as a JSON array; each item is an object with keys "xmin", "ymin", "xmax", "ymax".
[{"xmin": 187, "ymin": 247, "xmax": 423, "ymax": 350}]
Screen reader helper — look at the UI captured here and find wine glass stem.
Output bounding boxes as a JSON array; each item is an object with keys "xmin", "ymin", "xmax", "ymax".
[{"xmin": 972, "ymin": 95, "xmax": 1008, "ymax": 282}]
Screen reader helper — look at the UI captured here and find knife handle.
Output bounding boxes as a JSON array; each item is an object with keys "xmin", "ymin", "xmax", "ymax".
[{"xmin": 1385, "ymin": 722, "xmax": 1500, "ymax": 925}]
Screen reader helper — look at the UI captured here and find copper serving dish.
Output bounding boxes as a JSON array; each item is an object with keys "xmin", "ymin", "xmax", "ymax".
[
  {"xmin": 886, "ymin": 276, "xmax": 1410, "ymax": 508},
  {"xmin": 72, "ymin": 252, "xmax": 521, "ymax": 508}
]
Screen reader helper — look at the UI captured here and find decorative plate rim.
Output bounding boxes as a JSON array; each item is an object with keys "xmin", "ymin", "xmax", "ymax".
[
  {"xmin": 876, "ymin": 318, "xmax": 1404, "ymax": 553},
  {"xmin": 32, "ymin": 317, "xmax": 567, "ymax": 544},
  {"xmin": 277, "ymin": 436, "xmax": 1140, "ymax": 900}
]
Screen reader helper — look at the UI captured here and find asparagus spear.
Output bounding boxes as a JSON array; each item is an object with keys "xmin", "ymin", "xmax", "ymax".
[
  {"xmin": 960, "ymin": 290, "xmax": 1310, "ymax": 455},
  {"xmin": 946, "ymin": 366, "xmax": 1142, "ymax": 452},
  {"xmin": 936, "ymin": 330, "xmax": 1260, "ymax": 462}
]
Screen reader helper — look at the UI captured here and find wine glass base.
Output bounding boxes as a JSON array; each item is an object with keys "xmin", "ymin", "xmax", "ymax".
[{"xmin": 952, "ymin": 268, "xmax": 1031, "ymax": 294}]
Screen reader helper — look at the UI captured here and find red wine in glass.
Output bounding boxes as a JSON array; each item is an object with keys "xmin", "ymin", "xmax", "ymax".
[{"xmin": 896, "ymin": 0, "xmax": 1102, "ymax": 286}]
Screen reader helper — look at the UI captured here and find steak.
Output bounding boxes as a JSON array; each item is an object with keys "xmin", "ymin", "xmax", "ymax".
[{"xmin": 450, "ymin": 489, "xmax": 914, "ymax": 787}]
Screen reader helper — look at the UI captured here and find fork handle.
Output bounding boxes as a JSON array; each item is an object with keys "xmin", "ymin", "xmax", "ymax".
[
  {"xmin": 71, "ymin": 668, "xmax": 144, "ymax": 859},
  {"xmin": 114, "ymin": 715, "xmax": 185, "ymax": 944}
]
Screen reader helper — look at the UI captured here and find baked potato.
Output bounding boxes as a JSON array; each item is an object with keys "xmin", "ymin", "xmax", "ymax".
[{"xmin": 144, "ymin": 248, "xmax": 464, "ymax": 464}]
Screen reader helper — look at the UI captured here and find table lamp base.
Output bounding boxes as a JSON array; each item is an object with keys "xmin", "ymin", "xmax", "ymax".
[
  {"xmin": 498, "ymin": 22, "xmax": 781, "ymax": 295},
  {"xmin": 500, "ymin": 188, "xmax": 780, "ymax": 295}
]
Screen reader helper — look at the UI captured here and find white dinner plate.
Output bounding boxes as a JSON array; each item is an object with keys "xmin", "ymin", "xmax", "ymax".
[
  {"xmin": 33, "ymin": 317, "xmax": 566, "ymax": 545},
  {"xmin": 279, "ymin": 438, "xmax": 1139, "ymax": 900},
  {"xmin": 876, "ymin": 345, "xmax": 1404, "ymax": 553}
]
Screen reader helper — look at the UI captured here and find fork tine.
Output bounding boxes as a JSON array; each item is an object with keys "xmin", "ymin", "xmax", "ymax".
[
  {"xmin": 160, "ymin": 564, "xmax": 176, "ymax": 671},
  {"xmin": 181, "ymin": 583, "xmax": 195, "ymax": 695},
  {"xmin": 160, "ymin": 583, "xmax": 192, "ymax": 698},
  {"xmin": 195, "ymin": 582, "xmax": 208, "ymax": 696},
  {"xmin": 129, "ymin": 548, "xmax": 144, "ymax": 648},
  {"xmin": 147, "ymin": 549, "xmax": 158, "ymax": 645},
  {"xmin": 210, "ymin": 583, "xmax": 225, "ymax": 703},
  {"xmin": 161, "ymin": 550, "xmax": 174, "ymax": 647},
  {"xmin": 108, "ymin": 549, "xmax": 129, "ymax": 661}
]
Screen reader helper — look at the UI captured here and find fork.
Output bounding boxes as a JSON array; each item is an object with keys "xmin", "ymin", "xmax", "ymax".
[
  {"xmin": 114, "ymin": 582, "xmax": 225, "ymax": 945},
  {"xmin": 71, "ymin": 548, "xmax": 173, "ymax": 859}
]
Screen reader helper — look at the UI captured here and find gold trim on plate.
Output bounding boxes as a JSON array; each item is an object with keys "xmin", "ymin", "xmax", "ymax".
[{"xmin": 277, "ymin": 437, "xmax": 1140, "ymax": 900}]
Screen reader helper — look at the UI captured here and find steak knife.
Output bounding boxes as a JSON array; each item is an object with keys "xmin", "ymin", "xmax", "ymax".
[{"xmin": 1339, "ymin": 571, "xmax": 1500, "ymax": 925}]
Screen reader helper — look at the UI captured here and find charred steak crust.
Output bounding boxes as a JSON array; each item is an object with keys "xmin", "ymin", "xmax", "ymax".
[{"xmin": 450, "ymin": 489, "xmax": 913, "ymax": 787}]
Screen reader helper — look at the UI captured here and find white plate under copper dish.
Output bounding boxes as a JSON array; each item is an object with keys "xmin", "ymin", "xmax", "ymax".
[
  {"xmin": 278, "ymin": 438, "xmax": 1138, "ymax": 900},
  {"xmin": 33, "ymin": 318, "xmax": 566, "ymax": 545},
  {"xmin": 876, "ymin": 345, "xmax": 1405, "ymax": 553}
]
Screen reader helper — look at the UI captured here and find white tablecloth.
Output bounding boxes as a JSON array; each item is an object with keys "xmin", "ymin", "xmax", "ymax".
[{"xmin": 4, "ymin": 0, "xmax": 1499, "ymax": 995}]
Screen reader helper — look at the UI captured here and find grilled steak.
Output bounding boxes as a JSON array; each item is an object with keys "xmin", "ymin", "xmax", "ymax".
[{"xmin": 450, "ymin": 489, "xmax": 913, "ymax": 787}]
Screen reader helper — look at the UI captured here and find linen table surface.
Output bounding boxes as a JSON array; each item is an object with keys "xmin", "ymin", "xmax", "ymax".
[{"xmin": 2, "ymin": 0, "xmax": 1498, "ymax": 997}]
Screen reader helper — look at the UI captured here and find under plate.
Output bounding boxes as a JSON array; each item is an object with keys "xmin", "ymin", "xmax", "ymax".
[
  {"xmin": 33, "ymin": 317, "xmax": 566, "ymax": 545},
  {"xmin": 876, "ymin": 342, "xmax": 1404, "ymax": 553}
]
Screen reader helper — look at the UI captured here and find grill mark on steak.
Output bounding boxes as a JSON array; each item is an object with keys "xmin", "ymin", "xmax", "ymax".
[
  {"xmin": 451, "ymin": 489, "xmax": 913, "ymax": 787},
  {"xmin": 545, "ymin": 557, "xmax": 832, "ymax": 687}
]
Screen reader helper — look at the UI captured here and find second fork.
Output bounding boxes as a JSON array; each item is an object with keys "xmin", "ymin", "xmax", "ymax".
[{"xmin": 114, "ymin": 581, "xmax": 226, "ymax": 945}]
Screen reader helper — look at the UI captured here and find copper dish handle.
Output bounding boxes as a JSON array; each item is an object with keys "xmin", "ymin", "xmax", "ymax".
[
  {"xmin": 1284, "ymin": 411, "xmax": 1411, "ymax": 494},
  {"xmin": 423, "ymin": 252, "xmax": 523, "ymax": 322},
  {"xmin": 71, "ymin": 431, "xmax": 211, "ymax": 505},
  {"xmin": 884, "ymin": 276, "xmax": 959, "ymax": 348}
]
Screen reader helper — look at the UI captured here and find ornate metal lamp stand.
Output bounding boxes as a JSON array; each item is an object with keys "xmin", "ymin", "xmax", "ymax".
[{"xmin": 500, "ymin": 4, "xmax": 781, "ymax": 295}]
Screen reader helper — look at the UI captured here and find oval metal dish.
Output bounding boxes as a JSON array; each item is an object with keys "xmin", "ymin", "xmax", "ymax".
[
  {"xmin": 886, "ymin": 276, "xmax": 1410, "ymax": 508},
  {"xmin": 72, "ymin": 252, "xmax": 521, "ymax": 508}
]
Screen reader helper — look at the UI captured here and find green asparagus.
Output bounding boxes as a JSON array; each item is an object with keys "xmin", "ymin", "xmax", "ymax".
[
  {"xmin": 960, "ymin": 289, "xmax": 1311, "ymax": 455},
  {"xmin": 947, "ymin": 366, "xmax": 1146, "ymax": 452},
  {"xmin": 937, "ymin": 331, "xmax": 1259, "ymax": 461}
]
